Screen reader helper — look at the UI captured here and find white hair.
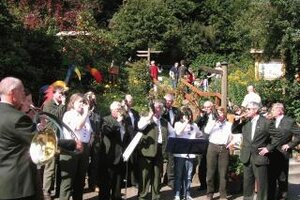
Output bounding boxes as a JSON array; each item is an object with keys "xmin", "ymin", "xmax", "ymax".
[
  {"xmin": 125, "ymin": 94, "xmax": 133, "ymax": 101},
  {"xmin": 164, "ymin": 93, "xmax": 174, "ymax": 101},
  {"xmin": 110, "ymin": 101, "xmax": 121, "ymax": 111}
]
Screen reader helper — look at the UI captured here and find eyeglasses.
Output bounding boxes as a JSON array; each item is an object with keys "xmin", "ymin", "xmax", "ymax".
[{"xmin": 247, "ymin": 108, "xmax": 256, "ymax": 111}]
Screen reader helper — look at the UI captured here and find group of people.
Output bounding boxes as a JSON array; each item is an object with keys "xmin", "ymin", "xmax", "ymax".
[
  {"xmin": 0, "ymin": 76, "xmax": 299, "ymax": 200},
  {"xmin": 167, "ymin": 60, "xmax": 221, "ymax": 92}
]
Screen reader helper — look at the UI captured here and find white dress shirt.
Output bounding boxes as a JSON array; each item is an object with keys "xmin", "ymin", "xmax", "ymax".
[
  {"xmin": 204, "ymin": 120, "xmax": 232, "ymax": 145},
  {"xmin": 251, "ymin": 115, "xmax": 260, "ymax": 140},
  {"xmin": 63, "ymin": 109, "xmax": 93, "ymax": 143},
  {"xmin": 241, "ymin": 92, "xmax": 262, "ymax": 107},
  {"xmin": 275, "ymin": 115, "xmax": 284, "ymax": 128},
  {"xmin": 173, "ymin": 121, "xmax": 202, "ymax": 158}
]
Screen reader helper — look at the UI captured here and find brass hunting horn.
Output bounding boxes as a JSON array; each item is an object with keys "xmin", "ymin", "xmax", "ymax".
[{"xmin": 29, "ymin": 106, "xmax": 78, "ymax": 165}]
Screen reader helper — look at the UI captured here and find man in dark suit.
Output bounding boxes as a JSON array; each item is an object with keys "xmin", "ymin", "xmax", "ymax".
[
  {"xmin": 137, "ymin": 99, "xmax": 173, "ymax": 200},
  {"xmin": 268, "ymin": 103, "xmax": 300, "ymax": 200},
  {"xmin": 84, "ymin": 91, "xmax": 102, "ymax": 192},
  {"xmin": 195, "ymin": 100, "xmax": 215, "ymax": 191},
  {"xmin": 98, "ymin": 101, "xmax": 130, "ymax": 200},
  {"xmin": 123, "ymin": 94, "xmax": 140, "ymax": 187},
  {"xmin": 162, "ymin": 93, "xmax": 181, "ymax": 188},
  {"xmin": 232, "ymin": 101, "xmax": 280, "ymax": 200},
  {"xmin": 0, "ymin": 77, "xmax": 39, "ymax": 200}
]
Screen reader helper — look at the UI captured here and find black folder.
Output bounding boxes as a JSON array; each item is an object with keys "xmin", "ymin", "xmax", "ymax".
[{"xmin": 166, "ymin": 137, "xmax": 208, "ymax": 154}]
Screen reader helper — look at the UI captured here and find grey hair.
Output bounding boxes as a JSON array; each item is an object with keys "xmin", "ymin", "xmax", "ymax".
[
  {"xmin": 247, "ymin": 101, "xmax": 260, "ymax": 109},
  {"xmin": 153, "ymin": 99, "xmax": 164, "ymax": 108},
  {"xmin": 0, "ymin": 77, "xmax": 22, "ymax": 96},
  {"xmin": 272, "ymin": 102, "xmax": 285, "ymax": 112}
]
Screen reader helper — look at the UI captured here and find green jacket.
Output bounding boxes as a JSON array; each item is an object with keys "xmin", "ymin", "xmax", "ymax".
[{"xmin": 139, "ymin": 118, "xmax": 168, "ymax": 157}]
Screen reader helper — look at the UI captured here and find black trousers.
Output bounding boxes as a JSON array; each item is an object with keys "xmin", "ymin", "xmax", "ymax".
[
  {"xmin": 98, "ymin": 162, "xmax": 124, "ymax": 200},
  {"xmin": 268, "ymin": 150, "xmax": 289, "ymax": 200},
  {"xmin": 198, "ymin": 153, "xmax": 207, "ymax": 188}
]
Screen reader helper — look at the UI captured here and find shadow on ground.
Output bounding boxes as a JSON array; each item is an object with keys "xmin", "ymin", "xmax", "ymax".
[{"xmin": 84, "ymin": 185, "xmax": 244, "ymax": 200}]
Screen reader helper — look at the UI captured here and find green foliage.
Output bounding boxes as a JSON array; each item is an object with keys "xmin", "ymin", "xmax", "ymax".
[
  {"xmin": 97, "ymin": 84, "xmax": 126, "ymax": 116},
  {"xmin": 2, "ymin": 0, "xmax": 300, "ymax": 124},
  {"xmin": 256, "ymin": 79, "xmax": 300, "ymax": 122},
  {"xmin": 179, "ymin": 22, "xmax": 218, "ymax": 60},
  {"xmin": 96, "ymin": 60, "xmax": 153, "ymax": 115},
  {"xmin": 190, "ymin": 53, "xmax": 227, "ymax": 69},
  {"xmin": 232, "ymin": 1, "xmax": 273, "ymax": 49},
  {"xmin": 110, "ymin": 0, "xmax": 181, "ymax": 56},
  {"xmin": 123, "ymin": 60, "xmax": 151, "ymax": 112},
  {"xmin": 228, "ymin": 155, "xmax": 244, "ymax": 176},
  {"xmin": 263, "ymin": 0, "xmax": 300, "ymax": 81}
]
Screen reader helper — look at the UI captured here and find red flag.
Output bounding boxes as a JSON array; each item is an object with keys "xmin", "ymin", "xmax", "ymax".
[{"xmin": 88, "ymin": 65, "xmax": 103, "ymax": 83}]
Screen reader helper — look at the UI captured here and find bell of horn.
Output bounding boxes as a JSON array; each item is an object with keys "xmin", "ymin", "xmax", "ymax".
[{"xmin": 29, "ymin": 127, "xmax": 58, "ymax": 165}]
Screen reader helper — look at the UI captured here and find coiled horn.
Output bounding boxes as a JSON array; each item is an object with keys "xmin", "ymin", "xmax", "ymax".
[{"xmin": 29, "ymin": 111, "xmax": 62, "ymax": 166}]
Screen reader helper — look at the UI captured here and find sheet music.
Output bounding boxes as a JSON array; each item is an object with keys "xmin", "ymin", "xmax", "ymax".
[{"xmin": 123, "ymin": 132, "xmax": 143, "ymax": 162}]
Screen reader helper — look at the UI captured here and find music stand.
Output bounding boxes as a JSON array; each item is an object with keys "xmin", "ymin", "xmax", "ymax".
[
  {"xmin": 166, "ymin": 137, "xmax": 208, "ymax": 154},
  {"xmin": 122, "ymin": 132, "xmax": 143, "ymax": 200}
]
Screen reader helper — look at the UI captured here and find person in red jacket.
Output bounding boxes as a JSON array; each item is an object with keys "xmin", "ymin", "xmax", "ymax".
[
  {"xmin": 150, "ymin": 60, "xmax": 159, "ymax": 83},
  {"xmin": 149, "ymin": 60, "xmax": 160, "ymax": 92}
]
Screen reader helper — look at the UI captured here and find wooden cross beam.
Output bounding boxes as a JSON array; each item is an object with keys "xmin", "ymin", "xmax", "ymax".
[
  {"xmin": 198, "ymin": 63, "xmax": 228, "ymax": 112},
  {"xmin": 136, "ymin": 48, "xmax": 163, "ymax": 63},
  {"xmin": 199, "ymin": 66, "xmax": 223, "ymax": 75}
]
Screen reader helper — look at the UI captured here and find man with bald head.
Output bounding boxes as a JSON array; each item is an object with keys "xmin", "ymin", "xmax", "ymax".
[{"xmin": 0, "ymin": 77, "xmax": 38, "ymax": 200}]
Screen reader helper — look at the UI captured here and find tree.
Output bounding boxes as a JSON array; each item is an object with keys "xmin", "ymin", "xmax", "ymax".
[{"xmin": 109, "ymin": 0, "xmax": 181, "ymax": 57}]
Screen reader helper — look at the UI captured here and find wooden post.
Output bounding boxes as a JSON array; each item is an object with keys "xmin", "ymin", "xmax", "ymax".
[
  {"xmin": 250, "ymin": 48, "xmax": 264, "ymax": 80},
  {"xmin": 221, "ymin": 62, "xmax": 228, "ymax": 113},
  {"xmin": 147, "ymin": 48, "xmax": 151, "ymax": 63},
  {"xmin": 137, "ymin": 48, "xmax": 162, "ymax": 63}
]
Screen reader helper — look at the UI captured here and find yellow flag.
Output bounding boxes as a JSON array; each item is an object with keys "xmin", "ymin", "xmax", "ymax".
[{"xmin": 74, "ymin": 67, "xmax": 81, "ymax": 81}]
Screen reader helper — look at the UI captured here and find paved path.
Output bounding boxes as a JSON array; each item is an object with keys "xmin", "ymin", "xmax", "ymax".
[
  {"xmin": 82, "ymin": 184, "xmax": 244, "ymax": 200},
  {"xmin": 81, "ymin": 181, "xmax": 300, "ymax": 200},
  {"xmin": 62, "ymin": 158, "xmax": 300, "ymax": 200}
]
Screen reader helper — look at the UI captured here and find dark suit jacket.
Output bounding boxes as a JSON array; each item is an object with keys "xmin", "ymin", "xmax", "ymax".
[
  {"xmin": 233, "ymin": 116, "xmax": 280, "ymax": 165},
  {"xmin": 0, "ymin": 103, "xmax": 37, "ymax": 199},
  {"xmin": 275, "ymin": 116, "xmax": 300, "ymax": 159},
  {"xmin": 125, "ymin": 108, "xmax": 140, "ymax": 138},
  {"xmin": 101, "ymin": 115, "xmax": 130, "ymax": 165},
  {"xmin": 162, "ymin": 106, "xmax": 181, "ymax": 128}
]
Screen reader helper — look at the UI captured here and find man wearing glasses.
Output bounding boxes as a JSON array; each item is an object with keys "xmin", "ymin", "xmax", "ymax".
[
  {"xmin": 42, "ymin": 81, "xmax": 68, "ymax": 200},
  {"xmin": 232, "ymin": 101, "xmax": 280, "ymax": 200}
]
